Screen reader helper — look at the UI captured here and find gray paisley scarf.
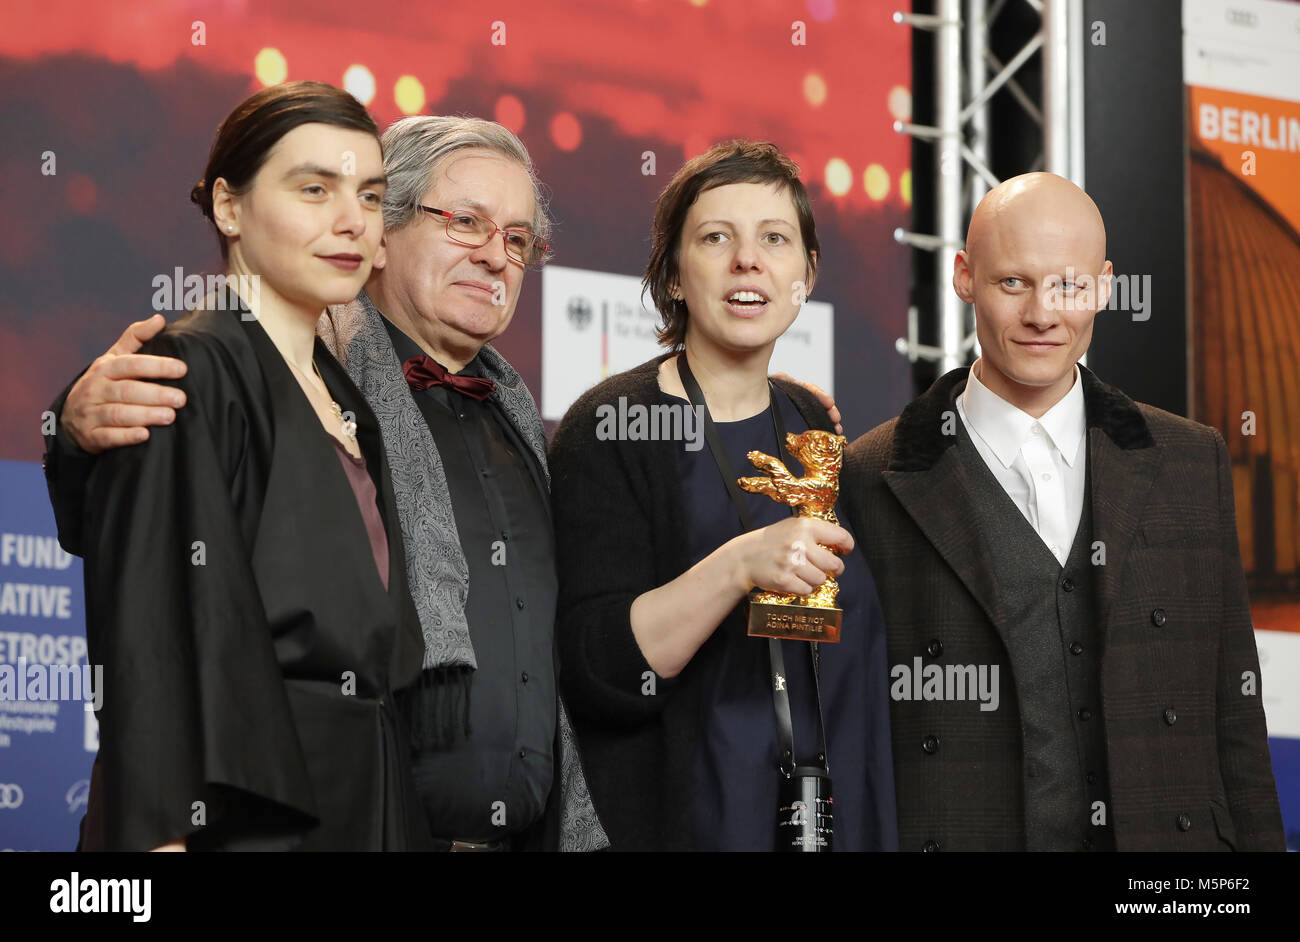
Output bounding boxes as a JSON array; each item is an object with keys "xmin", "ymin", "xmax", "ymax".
[{"xmin": 317, "ymin": 290, "xmax": 608, "ymax": 852}]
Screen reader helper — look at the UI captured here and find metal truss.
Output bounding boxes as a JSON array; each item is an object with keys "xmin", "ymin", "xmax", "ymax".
[{"xmin": 891, "ymin": 0, "xmax": 1087, "ymax": 373}]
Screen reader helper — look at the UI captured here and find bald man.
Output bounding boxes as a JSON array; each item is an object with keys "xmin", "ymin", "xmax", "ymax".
[{"xmin": 841, "ymin": 172, "xmax": 1284, "ymax": 852}]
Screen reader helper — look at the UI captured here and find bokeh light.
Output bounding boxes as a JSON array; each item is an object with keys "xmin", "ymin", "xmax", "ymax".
[
  {"xmin": 65, "ymin": 174, "xmax": 97, "ymax": 214},
  {"xmin": 888, "ymin": 85, "xmax": 912, "ymax": 122},
  {"xmin": 394, "ymin": 75, "xmax": 425, "ymax": 115},
  {"xmin": 254, "ymin": 47, "xmax": 288, "ymax": 86},
  {"xmin": 825, "ymin": 157, "xmax": 852, "ymax": 196},
  {"xmin": 550, "ymin": 111, "xmax": 582, "ymax": 151},
  {"xmin": 806, "ymin": 0, "xmax": 837, "ymax": 21},
  {"xmin": 863, "ymin": 163, "xmax": 890, "ymax": 201},
  {"xmin": 343, "ymin": 64, "xmax": 376, "ymax": 105},
  {"xmin": 803, "ymin": 73, "xmax": 828, "ymax": 108},
  {"xmin": 495, "ymin": 94, "xmax": 526, "ymax": 133}
]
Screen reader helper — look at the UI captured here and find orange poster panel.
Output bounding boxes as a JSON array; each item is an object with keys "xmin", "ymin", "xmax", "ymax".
[
  {"xmin": 1188, "ymin": 85, "xmax": 1300, "ymax": 633},
  {"xmin": 1189, "ymin": 86, "xmax": 1300, "ymax": 228}
]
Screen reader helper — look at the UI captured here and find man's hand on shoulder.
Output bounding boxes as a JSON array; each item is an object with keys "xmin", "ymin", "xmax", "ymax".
[
  {"xmin": 770, "ymin": 371, "xmax": 842, "ymax": 435},
  {"xmin": 62, "ymin": 315, "xmax": 190, "ymax": 454}
]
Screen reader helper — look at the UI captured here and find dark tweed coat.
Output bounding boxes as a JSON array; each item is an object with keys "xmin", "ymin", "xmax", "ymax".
[{"xmin": 841, "ymin": 365, "xmax": 1284, "ymax": 852}]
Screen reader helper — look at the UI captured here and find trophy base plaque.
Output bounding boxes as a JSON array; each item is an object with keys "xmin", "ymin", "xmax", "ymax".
[{"xmin": 747, "ymin": 601, "xmax": 842, "ymax": 643}]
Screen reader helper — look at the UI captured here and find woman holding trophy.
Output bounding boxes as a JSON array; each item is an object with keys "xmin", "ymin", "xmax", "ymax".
[{"xmin": 549, "ymin": 141, "xmax": 898, "ymax": 851}]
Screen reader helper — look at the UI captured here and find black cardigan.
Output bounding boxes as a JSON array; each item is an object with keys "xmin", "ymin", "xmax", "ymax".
[{"xmin": 547, "ymin": 355, "xmax": 836, "ymax": 850}]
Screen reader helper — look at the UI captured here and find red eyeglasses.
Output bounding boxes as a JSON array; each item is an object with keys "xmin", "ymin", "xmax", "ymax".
[{"xmin": 420, "ymin": 206, "xmax": 549, "ymax": 267}]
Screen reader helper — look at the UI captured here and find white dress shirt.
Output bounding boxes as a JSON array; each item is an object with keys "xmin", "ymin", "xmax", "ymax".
[{"xmin": 955, "ymin": 360, "xmax": 1087, "ymax": 567}]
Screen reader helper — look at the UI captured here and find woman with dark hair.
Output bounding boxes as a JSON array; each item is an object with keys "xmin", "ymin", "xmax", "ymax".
[
  {"xmin": 549, "ymin": 141, "xmax": 898, "ymax": 851},
  {"xmin": 77, "ymin": 81, "xmax": 431, "ymax": 851}
]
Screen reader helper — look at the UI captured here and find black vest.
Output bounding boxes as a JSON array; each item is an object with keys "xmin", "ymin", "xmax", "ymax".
[{"xmin": 954, "ymin": 418, "xmax": 1116, "ymax": 851}]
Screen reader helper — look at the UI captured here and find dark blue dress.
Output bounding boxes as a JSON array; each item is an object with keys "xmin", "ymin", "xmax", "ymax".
[{"xmin": 678, "ymin": 390, "xmax": 899, "ymax": 851}]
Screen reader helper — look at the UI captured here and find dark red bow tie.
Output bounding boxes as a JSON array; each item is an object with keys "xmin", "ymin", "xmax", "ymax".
[{"xmin": 402, "ymin": 355, "xmax": 496, "ymax": 401}]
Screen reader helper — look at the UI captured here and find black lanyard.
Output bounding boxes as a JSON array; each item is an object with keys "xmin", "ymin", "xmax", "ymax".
[{"xmin": 676, "ymin": 351, "xmax": 829, "ymax": 777}]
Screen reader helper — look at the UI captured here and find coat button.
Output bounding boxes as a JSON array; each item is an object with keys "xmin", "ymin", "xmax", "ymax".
[
  {"xmin": 521, "ymin": 671, "xmax": 529, "ymax": 683},
  {"xmin": 516, "ymin": 597, "xmax": 525, "ymax": 610},
  {"xmin": 1163, "ymin": 708, "xmax": 1177, "ymax": 725},
  {"xmin": 922, "ymin": 840, "xmax": 940, "ymax": 852},
  {"xmin": 1070, "ymin": 641, "xmax": 1083, "ymax": 655},
  {"xmin": 1086, "ymin": 771, "xmax": 1097, "ymax": 785},
  {"xmin": 1177, "ymin": 813, "xmax": 1192, "ymax": 831},
  {"xmin": 1061, "ymin": 578, "xmax": 1075, "ymax": 592},
  {"xmin": 926, "ymin": 639, "xmax": 944, "ymax": 658},
  {"xmin": 1151, "ymin": 608, "xmax": 1167, "ymax": 627},
  {"xmin": 1077, "ymin": 708, "xmax": 1092, "ymax": 721},
  {"xmin": 922, "ymin": 735, "xmax": 939, "ymax": 755}
]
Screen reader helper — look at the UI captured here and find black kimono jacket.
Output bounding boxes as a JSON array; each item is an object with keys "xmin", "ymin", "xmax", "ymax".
[{"xmin": 77, "ymin": 302, "xmax": 431, "ymax": 851}]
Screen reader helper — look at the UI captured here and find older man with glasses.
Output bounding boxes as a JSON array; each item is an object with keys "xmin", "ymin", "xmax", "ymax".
[{"xmin": 43, "ymin": 115, "xmax": 608, "ymax": 852}]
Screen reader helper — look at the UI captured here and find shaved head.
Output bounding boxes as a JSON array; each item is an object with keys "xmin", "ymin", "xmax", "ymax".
[
  {"xmin": 965, "ymin": 172, "xmax": 1107, "ymax": 275},
  {"xmin": 953, "ymin": 172, "xmax": 1113, "ymax": 417}
]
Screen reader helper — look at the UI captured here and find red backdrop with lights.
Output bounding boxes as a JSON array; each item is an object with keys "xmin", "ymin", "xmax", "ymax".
[{"xmin": 0, "ymin": 0, "xmax": 910, "ymax": 848}]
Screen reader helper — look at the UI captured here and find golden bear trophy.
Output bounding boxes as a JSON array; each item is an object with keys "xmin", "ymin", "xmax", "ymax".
[{"xmin": 738, "ymin": 429, "xmax": 847, "ymax": 644}]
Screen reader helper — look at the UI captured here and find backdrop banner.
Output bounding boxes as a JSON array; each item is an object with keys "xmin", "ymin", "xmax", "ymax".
[{"xmin": 0, "ymin": 0, "xmax": 911, "ymax": 849}]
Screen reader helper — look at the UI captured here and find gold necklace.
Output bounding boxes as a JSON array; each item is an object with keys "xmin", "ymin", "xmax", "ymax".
[{"xmin": 309, "ymin": 359, "xmax": 357, "ymax": 442}]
